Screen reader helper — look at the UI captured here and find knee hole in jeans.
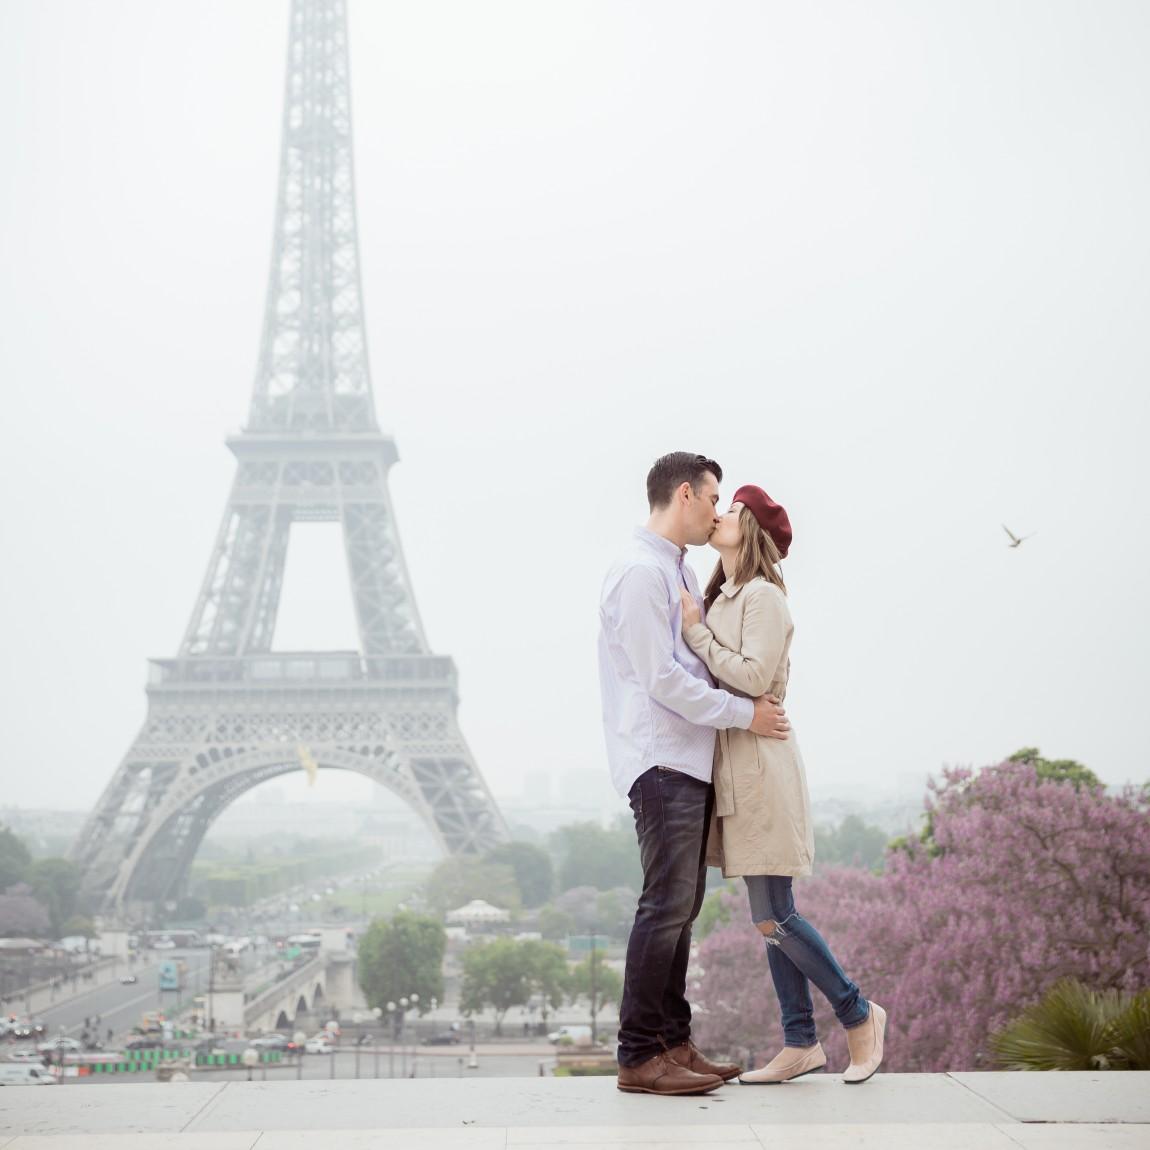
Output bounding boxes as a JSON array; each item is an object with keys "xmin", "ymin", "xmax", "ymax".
[{"xmin": 755, "ymin": 913, "xmax": 796, "ymax": 947}]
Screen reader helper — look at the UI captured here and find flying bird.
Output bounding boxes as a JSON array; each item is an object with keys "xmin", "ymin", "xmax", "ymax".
[{"xmin": 1002, "ymin": 524, "xmax": 1034, "ymax": 549}]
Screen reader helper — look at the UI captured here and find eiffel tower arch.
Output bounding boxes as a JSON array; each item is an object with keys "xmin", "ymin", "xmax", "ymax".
[{"xmin": 73, "ymin": 0, "xmax": 508, "ymax": 915}]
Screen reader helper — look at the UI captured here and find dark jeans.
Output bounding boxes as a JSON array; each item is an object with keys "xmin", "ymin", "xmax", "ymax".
[
  {"xmin": 744, "ymin": 874, "xmax": 869, "ymax": 1047},
  {"xmin": 617, "ymin": 766, "xmax": 713, "ymax": 1068}
]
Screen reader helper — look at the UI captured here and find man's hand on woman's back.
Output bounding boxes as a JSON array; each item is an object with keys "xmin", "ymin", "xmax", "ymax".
[{"xmin": 750, "ymin": 694, "xmax": 790, "ymax": 739}]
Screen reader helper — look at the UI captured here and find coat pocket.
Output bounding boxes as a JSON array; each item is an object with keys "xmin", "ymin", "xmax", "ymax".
[{"xmin": 714, "ymin": 730, "xmax": 736, "ymax": 817}]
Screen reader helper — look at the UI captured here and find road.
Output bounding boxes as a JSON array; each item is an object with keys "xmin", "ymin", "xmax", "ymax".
[{"xmin": 31, "ymin": 949, "xmax": 213, "ymax": 1045}]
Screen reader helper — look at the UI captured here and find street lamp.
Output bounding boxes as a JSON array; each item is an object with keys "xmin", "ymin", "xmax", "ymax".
[
  {"xmin": 406, "ymin": 994, "xmax": 419, "ymax": 1078},
  {"xmin": 467, "ymin": 1018, "xmax": 478, "ymax": 1070},
  {"xmin": 371, "ymin": 1007, "xmax": 382, "ymax": 1078},
  {"xmin": 386, "ymin": 1001, "xmax": 397, "ymax": 1078},
  {"xmin": 241, "ymin": 1047, "xmax": 259, "ymax": 1082},
  {"xmin": 293, "ymin": 1030, "xmax": 307, "ymax": 1080}
]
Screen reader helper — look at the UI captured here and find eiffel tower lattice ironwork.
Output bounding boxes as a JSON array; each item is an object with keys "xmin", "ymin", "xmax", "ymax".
[{"xmin": 73, "ymin": 0, "xmax": 508, "ymax": 914}]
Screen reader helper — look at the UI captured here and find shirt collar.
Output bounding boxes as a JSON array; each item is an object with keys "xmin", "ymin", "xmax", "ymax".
[
  {"xmin": 719, "ymin": 577, "xmax": 741, "ymax": 598},
  {"xmin": 634, "ymin": 527, "xmax": 686, "ymax": 562}
]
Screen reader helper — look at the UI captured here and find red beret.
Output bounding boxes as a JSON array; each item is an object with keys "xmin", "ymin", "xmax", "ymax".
[{"xmin": 731, "ymin": 485, "xmax": 792, "ymax": 558}]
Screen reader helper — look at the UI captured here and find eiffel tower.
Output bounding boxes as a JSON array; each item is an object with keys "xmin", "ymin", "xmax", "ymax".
[{"xmin": 73, "ymin": 0, "xmax": 507, "ymax": 915}]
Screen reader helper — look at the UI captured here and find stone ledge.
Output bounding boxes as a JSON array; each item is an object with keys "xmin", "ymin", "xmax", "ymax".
[{"xmin": 0, "ymin": 1073, "xmax": 1146, "ymax": 1149}]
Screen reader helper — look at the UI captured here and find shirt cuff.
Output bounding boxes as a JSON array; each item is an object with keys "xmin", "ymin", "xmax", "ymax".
[{"xmin": 732, "ymin": 696, "xmax": 755, "ymax": 730}]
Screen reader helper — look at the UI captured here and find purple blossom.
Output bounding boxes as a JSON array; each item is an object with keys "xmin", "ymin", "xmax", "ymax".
[{"xmin": 693, "ymin": 762, "xmax": 1150, "ymax": 1071}]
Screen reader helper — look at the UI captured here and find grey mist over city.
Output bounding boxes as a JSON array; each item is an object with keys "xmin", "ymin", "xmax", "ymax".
[
  {"xmin": 3, "ymin": 0, "xmax": 1146, "ymax": 826},
  {"xmin": 0, "ymin": 0, "xmax": 1148, "ymax": 1131}
]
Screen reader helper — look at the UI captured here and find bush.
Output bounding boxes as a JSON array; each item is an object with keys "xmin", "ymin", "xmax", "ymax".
[
  {"xmin": 991, "ymin": 980, "xmax": 1150, "ymax": 1071},
  {"xmin": 694, "ymin": 758, "xmax": 1150, "ymax": 1072}
]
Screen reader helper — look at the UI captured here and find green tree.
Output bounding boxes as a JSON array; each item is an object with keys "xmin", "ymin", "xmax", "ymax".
[
  {"xmin": 813, "ymin": 815, "xmax": 889, "ymax": 871},
  {"xmin": 0, "ymin": 825, "xmax": 31, "ymax": 892},
  {"xmin": 595, "ymin": 887, "xmax": 638, "ymax": 939},
  {"xmin": 892, "ymin": 748, "xmax": 1104, "ymax": 858},
  {"xmin": 27, "ymin": 858, "xmax": 82, "ymax": 936},
  {"xmin": 357, "ymin": 911, "xmax": 446, "ymax": 1015},
  {"xmin": 485, "ymin": 842, "xmax": 554, "ymax": 908},
  {"xmin": 537, "ymin": 904, "xmax": 575, "ymax": 941},
  {"xmin": 550, "ymin": 884, "xmax": 636, "ymax": 941},
  {"xmin": 527, "ymin": 939, "xmax": 569, "ymax": 1027},
  {"xmin": 459, "ymin": 938, "xmax": 568, "ymax": 1035},
  {"xmin": 61, "ymin": 915, "xmax": 97, "ymax": 942},
  {"xmin": 565, "ymin": 950, "xmax": 623, "ymax": 1024},
  {"xmin": 425, "ymin": 857, "xmax": 521, "ymax": 915},
  {"xmin": 174, "ymin": 896, "xmax": 207, "ymax": 922},
  {"xmin": 1008, "ymin": 747, "xmax": 1102, "ymax": 791},
  {"xmin": 696, "ymin": 884, "xmax": 735, "ymax": 939},
  {"xmin": 550, "ymin": 819, "xmax": 641, "ymax": 893}
]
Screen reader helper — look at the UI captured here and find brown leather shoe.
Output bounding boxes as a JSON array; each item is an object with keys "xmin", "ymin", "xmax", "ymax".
[
  {"xmin": 617, "ymin": 1051, "xmax": 724, "ymax": 1095},
  {"xmin": 665, "ymin": 1040, "xmax": 742, "ymax": 1082}
]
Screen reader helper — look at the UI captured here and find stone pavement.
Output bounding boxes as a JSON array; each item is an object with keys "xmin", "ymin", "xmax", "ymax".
[{"xmin": 1, "ymin": 1072, "xmax": 1147, "ymax": 1148}]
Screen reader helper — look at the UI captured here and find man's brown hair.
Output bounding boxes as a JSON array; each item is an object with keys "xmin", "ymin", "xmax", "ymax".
[{"xmin": 646, "ymin": 452, "xmax": 723, "ymax": 510}]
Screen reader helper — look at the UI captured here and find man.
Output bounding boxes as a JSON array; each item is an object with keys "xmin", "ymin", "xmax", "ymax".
[{"xmin": 599, "ymin": 452, "xmax": 791, "ymax": 1096}]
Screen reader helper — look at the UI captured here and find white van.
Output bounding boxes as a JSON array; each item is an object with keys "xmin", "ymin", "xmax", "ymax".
[
  {"xmin": 547, "ymin": 1025, "xmax": 593, "ymax": 1046},
  {"xmin": 0, "ymin": 1062, "xmax": 57, "ymax": 1085}
]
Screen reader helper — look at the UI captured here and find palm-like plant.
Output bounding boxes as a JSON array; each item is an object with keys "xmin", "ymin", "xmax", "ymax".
[
  {"xmin": 990, "ymin": 980, "xmax": 1150, "ymax": 1071},
  {"xmin": 1110, "ymin": 988, "xmax": 1150, "ymax": 1069}
]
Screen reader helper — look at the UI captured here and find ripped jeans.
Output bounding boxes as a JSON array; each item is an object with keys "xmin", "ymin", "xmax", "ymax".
[{"xmin": 744, "ymin": 874, "xmax": 869, "ymax": 1048}]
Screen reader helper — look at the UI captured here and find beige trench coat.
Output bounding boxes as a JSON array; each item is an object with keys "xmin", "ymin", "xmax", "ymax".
[{"xmin": 684, "ymin": 576, "xmax": 814, "ymax": 878}]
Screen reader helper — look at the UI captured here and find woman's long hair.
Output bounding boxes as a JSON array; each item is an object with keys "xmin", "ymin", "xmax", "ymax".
[{"xmin": 703, "ymin": 506, "xmax": 787, "ymax": 611}]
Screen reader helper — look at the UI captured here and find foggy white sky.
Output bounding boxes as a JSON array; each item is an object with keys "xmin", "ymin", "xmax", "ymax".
[{"xmin": 1, "ymin": 0, "xmax": 1147, "ymax": 816}]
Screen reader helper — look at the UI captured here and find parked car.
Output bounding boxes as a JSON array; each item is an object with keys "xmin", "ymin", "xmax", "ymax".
[
  {"xmin": 5, "ymin": 1049, "xmax": 43, "ymax": 1063},
  {"xmin": 8, "ymin": 1020, "xmax": 45, "ymax": 1040},
  {"xmin": 125, "ymin": 1037, "xmax": 164, "ymax": 1051},
  {"xmin": 119, "ymin": 974, "xmax": 138, "ymax": 984},
  {"xmin": 250, "ymin": 1033, "xmax": 292, "ymax": 1050},
  {"xmin": 152, "ymin": 938, "xmax": 177, "ymax": 950},
  {"xmin": 303, "ymin": 1036, "xmax": 333, "ymax": 1054},
  {"xmin": 38, "ymin": 1037, "xmax": 82, "ymax": 1054},
  {"xmin": 547, "ymin": 1025, "xmax": 592, "ymax": 1046},
  {"xmin": 0, "ymin": 1063, "xmax": 57, "ymax": 1086},
  {"xmin": 422, "ymin": 1031, "xmax": 461, "ymax": 1046}
]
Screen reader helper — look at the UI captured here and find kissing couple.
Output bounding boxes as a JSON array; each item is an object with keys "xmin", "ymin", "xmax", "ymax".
[{"xmin": 597, "ymin": 451, "xmax": 887, "ymax": 1095}]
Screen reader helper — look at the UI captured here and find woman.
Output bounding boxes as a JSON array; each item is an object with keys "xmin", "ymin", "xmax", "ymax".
[{"xmin": 679, "ymin": 485, "xmax": 887, "ymax": 1085}]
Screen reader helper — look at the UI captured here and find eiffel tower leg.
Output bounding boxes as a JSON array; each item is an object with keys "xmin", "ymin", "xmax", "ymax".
[
  {"xmin": 390, "ymin": 710, "xmax": 509, "ymax": 856},
  {"xmin": 182, "ymin": 504, "xmax": 290, "ymax": 657},
  {"xmin": 75, "ymin": 686, "xmax": 508, "ymax": 915},
  {"xmin": 343, "ymin": 500, "xmax": 425, "ymax": 655},
  {"xmin": 73, "ymin": 734, "xmax": 190, "ymax": 914}
]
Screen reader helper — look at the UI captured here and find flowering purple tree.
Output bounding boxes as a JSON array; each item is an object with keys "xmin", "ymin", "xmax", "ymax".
[
  {"xmin": 0, "ymin": 883, "xmax": 51, "ymax": 938},
  {"xmin": 694, "ymin": 762, "xmax": 1150, "ymax": 1072}
]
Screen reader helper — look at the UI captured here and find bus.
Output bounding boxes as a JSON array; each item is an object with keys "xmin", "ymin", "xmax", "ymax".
[
  {"xmin": 286, "ymin": 933, "xmax": 322, "ymax": 957},
  {"xmin": 142, "ymin": 929, "xmax": 203, "ymax": 949},
  {"xmin": 158, "ymin": 960, "xmax": 185, "ymax": 992}
]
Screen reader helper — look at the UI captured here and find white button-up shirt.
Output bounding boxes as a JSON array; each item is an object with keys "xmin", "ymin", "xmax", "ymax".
[{"xmin": 598, "ymin": 527, "xmax": 755, "ymax": 797}]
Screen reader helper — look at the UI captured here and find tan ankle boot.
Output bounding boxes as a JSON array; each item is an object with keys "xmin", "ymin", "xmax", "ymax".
[
  {"xmin": 843, "ymin": 1002, "xmax": 886, "ymax": 1084},
  {"xmin": 739, "ymin": 1043, "xmax": 826, "ymax": 1084}
]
